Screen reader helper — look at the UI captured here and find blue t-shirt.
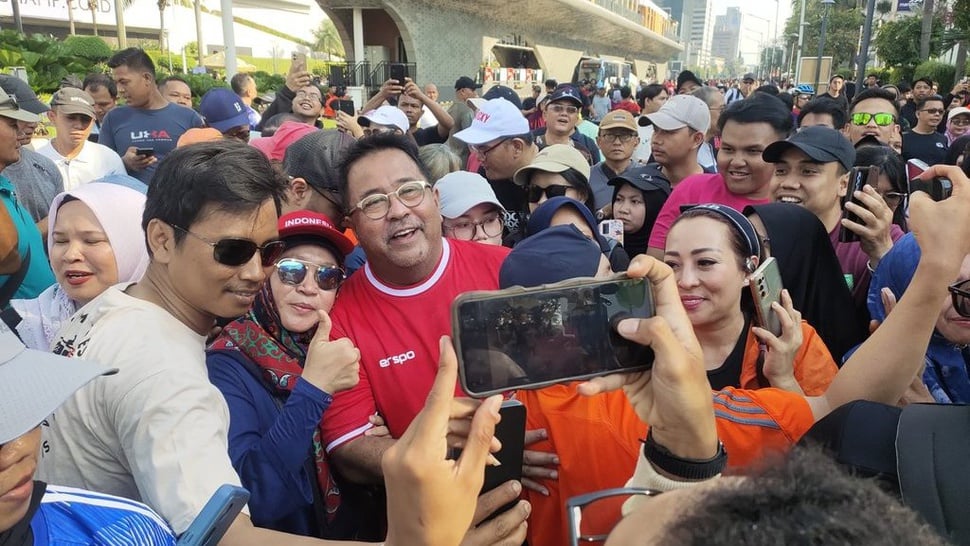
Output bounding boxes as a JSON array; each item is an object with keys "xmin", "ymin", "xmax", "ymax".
[
  {"xmin": 99, "ymin": 102, "xmax": 204, "ymax": 184},
  {"xmin": 0, "ymin": 174, "xmax": 55, "ymax": 300},
  {"xmin": 31, "ymin": 483, "xmax": 176, "ymax": 545}
]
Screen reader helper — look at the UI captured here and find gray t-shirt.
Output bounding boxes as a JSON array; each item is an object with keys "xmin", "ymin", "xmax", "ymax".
[
  {"xmin": 447, "ymin": 101, "xmax": 475, "ymax": 166},
  {"xmin": 5, "ymin": 147, "xmax": 64, "ymax": 222}
]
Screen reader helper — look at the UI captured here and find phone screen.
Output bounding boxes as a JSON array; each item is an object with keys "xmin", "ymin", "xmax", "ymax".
[{"xmin": 454, "ymin": 277, "xmax": 654, "ymax": 398}]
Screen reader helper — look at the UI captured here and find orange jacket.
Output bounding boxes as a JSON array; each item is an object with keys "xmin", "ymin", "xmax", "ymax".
[{"xmin": 739, "ymin": 320, "xmax": 838, "ymax": 396}]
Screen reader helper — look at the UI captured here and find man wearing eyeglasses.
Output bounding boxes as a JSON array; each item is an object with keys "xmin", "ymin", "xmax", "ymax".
[
  {"xmin": 533, "ymin": 85, "xmax": 601, "ymax": 166},
  {"xmin": 901, "ymin": 94, "xmax": 948, "ymax": 166},
  {"xmin": 589, "ymin": 110, "xmax": 656, "ymax": 212},
  {"xmin": 843, "ymin": 88, "xmax": 901, "ymax": 147},
  {"xmin": 320, "ymin": 135, "xmax": 528, "ymax": 539}
]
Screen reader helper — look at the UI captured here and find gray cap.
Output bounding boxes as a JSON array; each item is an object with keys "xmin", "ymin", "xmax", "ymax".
[
  {"xmin": 0, "ymin": 321, "xmax": 116, "ymax": 444},
  {"xmin": 435, "ymin": 171, "xmax": 505, "ymax": 218},
  {"xmin": 50, "ymin": 87, "xmax": 96, "ymax": 118},
  {"xmin": 283, "ymin": 129, "xmax": 356, "ymax": 194}
]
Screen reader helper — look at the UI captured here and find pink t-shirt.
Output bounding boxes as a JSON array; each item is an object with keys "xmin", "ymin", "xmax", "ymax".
[{"xmin": 648, "ymin": 173, "xmax": 772, "ymax": 250}]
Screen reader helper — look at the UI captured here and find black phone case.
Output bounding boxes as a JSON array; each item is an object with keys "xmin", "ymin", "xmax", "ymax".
[
  {"xmin": 480, "ymin": 401, "xmax": 526, "ymax": 522},
  {"xmin": 838, "ymin": 166, "xmax": 875, "ymax": 243}
]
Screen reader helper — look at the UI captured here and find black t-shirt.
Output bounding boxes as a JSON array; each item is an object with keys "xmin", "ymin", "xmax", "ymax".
[
  {"xmin": 413, "ymin": 126, "xmax": 447, "ymax": 146},
  {"xmin": 706, "ymin": 316, "xmax": 753, "ymax": 390},
  {"xmin": 522, "ymin": 97, "xmax": 537, "ymax": 111},
  {"xmin": 901, "ymin": 130, "xmax": 948, "ymax": 165}
]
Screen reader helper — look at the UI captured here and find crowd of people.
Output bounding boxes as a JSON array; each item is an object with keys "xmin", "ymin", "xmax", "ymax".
[{"xmin": 2, "ymin": 45, "xmax": 970, "ymax": 545}]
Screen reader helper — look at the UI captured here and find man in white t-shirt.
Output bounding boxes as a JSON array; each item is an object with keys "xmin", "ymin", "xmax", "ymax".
[{"xmin": 34, "ymin": 88, "xmax": 125, "ymax": 190}]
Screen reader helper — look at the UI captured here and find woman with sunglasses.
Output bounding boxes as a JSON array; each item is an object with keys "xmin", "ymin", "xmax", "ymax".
[
  {"xmin": 869, "ymin": 232, "xmax": 970, "ymax": 404},
  {"xmin": 12, "ymin": 181, "xmax": 148, "ymax": 350},
  {"xmin": 664, "ymin": 204, "xmax": 838, "ymax": 395},
  {"xmin": 206, "ymin": 210, "xmax": 375, "ymax": 538},
  {"xmin": 513, "ymin": 144, "xmax": 596, "ymax": 214}
]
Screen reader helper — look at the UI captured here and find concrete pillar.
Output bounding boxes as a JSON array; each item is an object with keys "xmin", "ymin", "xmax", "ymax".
[
  {"xmin": 221, "ymin": 0, "xmax": 237, "ymax": 77},
  {"xmin": 353, "ymin": 8, "xmax": 365, "ymax": 63}
]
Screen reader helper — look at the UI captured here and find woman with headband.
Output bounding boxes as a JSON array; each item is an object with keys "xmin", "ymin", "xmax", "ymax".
[{"xmin": 663, "ymin": 203, "xmax": 837, "ymax": 394}]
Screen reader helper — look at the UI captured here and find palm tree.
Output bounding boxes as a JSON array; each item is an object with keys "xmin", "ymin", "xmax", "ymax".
[
  {"xmin": 313, "ymin": 19, "xmax": 345, "ymax": 60},
  {"xmin": 115, "ymin": 0, "xmax": 128, "ymax": 48},
  {"xmin": 88, "ymin": 0, "xmax": 99, "ymax": 36},
  {"xmin": 68, "ymin": 0, "xmax": 76, "ymax": 35},
  {"xmin": 158, "ymin": 0, "xmax": 169, "ymax": 51}
]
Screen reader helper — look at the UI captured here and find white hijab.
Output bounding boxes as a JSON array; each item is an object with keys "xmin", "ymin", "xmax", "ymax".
[{"xmin": 11, "ymin": 182, "xmax": 148, "ymax": 350}]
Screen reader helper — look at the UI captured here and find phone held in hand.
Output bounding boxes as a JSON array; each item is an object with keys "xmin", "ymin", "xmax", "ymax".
[
  {"xmin": 598, "ymin": 220, "xmax": 624, "ymax": 247},
  {"xmin": 291, "ymin": 52, "xmax": 308, "ymax": 72},
  {"xmin": 839, "ymin": 165, "xmax": 881, "ymax": 243},
  {"xmin": 135, "ymin": 147, "xmax": 154, "ymax": 157},
  {"xmin": 906, "ymin": 158, "xmax": 953, "ymax": 202},
  {"xmin": 176, "ymin": 485, "xmax": 249, "ymax": 546},
  {"xmin": 480, "ymin": 400, "xmax": 526, "ymax": 521},
  {"xmin": 452, "ymin": 275, "xmax": 655, "ymax": 398},
  {"xmin": 749, "ymin": 257, "xmax": 784, "ymax": 338},
  {"xmin": 389, "ymin": 63, "xmax": 408, "ymax": 84}
]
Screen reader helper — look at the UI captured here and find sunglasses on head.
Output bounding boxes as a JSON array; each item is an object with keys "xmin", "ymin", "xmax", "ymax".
[
  {"xmin": 949, "ymin": 279, "xmax": 970, "ymax": 318},
  {"xmin": 528, "ymin": 184, "xmax": 571, "ymax": 203},
  {"xmin": 173, "ymin": 225, "xmax": 286, "ymax": 267},
  {"xmin": 275, "ymin": 258, "xmax": 345, "ymax": 291}
]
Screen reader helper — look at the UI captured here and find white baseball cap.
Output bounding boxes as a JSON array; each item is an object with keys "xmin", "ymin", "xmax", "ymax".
[
  {"xmin": 359, "ymin": 105, "xmax": 409, "ymax": 134},
  {"xmin": 435, "ymin": 171, "xmax": 505, "ymax": 219},
  {"xmin": 0, "ymin": 321, "xmax": 116, "ymax": 444},
  {"xmin": 646, "ymin": 94, "xmax": 711, "ymax": 134},
  {"xmin": 453, "ymin": 98, "xmax": 530, "ymax": 145},
  {"xmin": 948, "ymin": 106, "xmax": 970, "ymax": 122}
]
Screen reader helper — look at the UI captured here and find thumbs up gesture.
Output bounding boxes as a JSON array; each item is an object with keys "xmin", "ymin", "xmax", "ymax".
[{"xmin": 301, "ymin": 309, "xmax": 361, "ymax": 395}]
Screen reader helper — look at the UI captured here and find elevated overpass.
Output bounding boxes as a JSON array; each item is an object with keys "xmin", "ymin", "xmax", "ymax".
[{"xmin": 319, "ymin": 0, "xmax": 682, "ymax": 95}]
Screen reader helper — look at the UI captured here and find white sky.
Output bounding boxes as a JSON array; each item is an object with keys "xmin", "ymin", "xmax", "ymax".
[{"xmin": 713, "ymin": 0, "xmax": 794, "ymax": 42}]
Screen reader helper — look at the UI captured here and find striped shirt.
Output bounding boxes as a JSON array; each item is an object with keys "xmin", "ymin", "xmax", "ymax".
[
  {"xmin": 713, "ymin": 387, "xmax": 815, "ymax": 470},
  {"xmin": 31, "ymin": 484, "xmax": 176, "ymax": 545}
]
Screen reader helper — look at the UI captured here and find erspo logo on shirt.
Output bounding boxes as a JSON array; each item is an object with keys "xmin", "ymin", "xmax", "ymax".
[{"xmin": 379, "ymin": 350, "xmax": 416, "ymax": 368}]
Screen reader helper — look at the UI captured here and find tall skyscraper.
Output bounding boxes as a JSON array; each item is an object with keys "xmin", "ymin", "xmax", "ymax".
[
  {"xmin": 711, "ymin": 7, "xmax": 742, "ymax": 61},
  {"xmin": 656, "ymin": 0, "xmax": 713, "ymax": 67}
]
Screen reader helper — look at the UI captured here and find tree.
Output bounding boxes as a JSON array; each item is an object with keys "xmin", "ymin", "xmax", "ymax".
[
  {"xmin": 920, "ymin": 0, "xmax": 935, "ymax": 59},
  {"xmin": 158, "ymin": 0, "xmax": 169, "ymax": 51},
  {"xmin": 313, "ymin": 18, "xmax": 344, "ymax": 59},
  {"xmin": 783, "ymin": 0, "xmax": 864, "ymax": 73},
  {"xmin": 872, "ymin": 9, "xmax": 944, "ymax": 70},
  {"xmin": 87, "ymin": 0, "xmax": 98, "ymax": 36}
]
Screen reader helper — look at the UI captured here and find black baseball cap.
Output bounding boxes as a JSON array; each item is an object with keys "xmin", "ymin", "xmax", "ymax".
[
  {"xmin": 762, "ymin": 126, "xmax": 856, "ymax": 172},
  {"xmin": 482, "ymin": 85, "xmax": 522, "ymax": 109},
  {"xmin": 454, "ymin": 76, "xmax": 482, "ymax": 91},
  {"xmin": 0, "ymin": 75, "xmax": 49, "ymax": 114}
]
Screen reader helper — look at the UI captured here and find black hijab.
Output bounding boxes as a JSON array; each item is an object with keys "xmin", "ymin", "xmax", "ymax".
[{"xmin": 745, "ymin": 203, "xmax": 868, "ymax": 361}]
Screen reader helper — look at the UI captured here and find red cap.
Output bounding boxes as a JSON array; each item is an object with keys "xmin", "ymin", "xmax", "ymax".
[{"xmin": 278, "ymin": 210, "xmax": 354, "ymax": 256}]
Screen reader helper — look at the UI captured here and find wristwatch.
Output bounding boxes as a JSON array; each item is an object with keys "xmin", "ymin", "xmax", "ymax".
[{"xmin": 643, "ymin": 429, "xmax": 727, "ymax": 480}]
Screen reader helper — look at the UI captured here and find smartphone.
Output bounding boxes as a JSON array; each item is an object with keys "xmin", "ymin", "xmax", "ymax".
[
  {"xmin": 135, "ymin": 147, "xmax": 154, "ymax": 157},
  {"xmin": 480, "ymin": 400, "xmax": 526, "ymax": 522},
  {"xmin": 177, "ymin": 484, "xmax": 249, "ymax": 546},
  {"xmin": 839, "ymin": 165, "xmax": 880, "ymax": 243},
  {"xmin": 336, "ymin": 99, "xmax": 355, "ymax": 116},
  {"xmin": 907, "ymin": 158, "xmax": 953, "ymax": 201},
  {"xmin": 291, "ymin": 52, "xmax": 307, "ymax": 72},
  {"xmin": 598, "ymin": 219, "xmax": 624, "ymax": 247},
  {"xmin": 748, "ymin": 257, "xmax": 784, "ymax": 338},
  {"xmin": 452, "ymin": 275, "xmax": 655, "ymax": 398},
  {"xmin": 389, "ymin": 63, "xmax": 408, "ymax": 84}
]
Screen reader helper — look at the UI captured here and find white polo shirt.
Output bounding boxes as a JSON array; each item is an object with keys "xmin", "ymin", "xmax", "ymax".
[{"xmin": 34, "ymin": 139, "xmax": 126, "ymax": 191}]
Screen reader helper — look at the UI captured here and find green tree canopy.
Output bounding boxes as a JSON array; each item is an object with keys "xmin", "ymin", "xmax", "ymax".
[
  {"xmin": 783, "ymin": 0, "xmax": 864, "ymax": 71},
  {"xmin": 872, "ymin": 11, "xmax": 945, "ymax": 70},
  {"xmin": 313, "ymin": 19, "xmax": 345, "ymax": 59}
]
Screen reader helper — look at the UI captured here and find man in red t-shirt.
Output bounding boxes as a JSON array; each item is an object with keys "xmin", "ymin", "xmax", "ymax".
[{"xmin": 323, "ymin": 133, "xmax": 510, "ymax": 474}]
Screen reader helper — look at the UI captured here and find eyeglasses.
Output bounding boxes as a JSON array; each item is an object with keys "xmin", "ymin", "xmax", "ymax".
[
  {"xmin": 949, "ymin": 279, "xmax": 970, "ymax": 318},
  {"xmin": 850, "ymin": 112, "xmax": 896, "ymax": 126},
  {"xmin": 598, "ymin": 133, "xmax": 638, "ymax": 143},
  {"xmin": 275, "ymin": 258, "xmax": 345, "ymax": 291},
  {"xmin": 363, "ymin": 126, "xmax": 400, "ymax": 137},
  {"xmin": 566, "ymin": 487, "xmax": 664, "ymax": 545},
  {"xmin": 172, "ymin": 225, "xmax": 286, "ymax": 267},
  {"xmin": 528, "ymin": 184, "xmax": 571, "ymax": 203},
  {"xmin": 348, "ymin": 180, "xmax": 431, "ymax": 220},
  {"xmin": 295, "ymin": 90, "xmax": 322, "ymax": 102},
  {"xmin": 469, "ymin": 137, "xmax": 511, "ymax": 159},
  {"xmin": 548, "ymin": 103, "xmax": 580, "ymax": 115},
  {"xmin": 920, "ymin": 108, "xmax": 945, "ymax": 115},
  {"xmin": 951, "ymin": 116, "xmax": 970, "ymax": 127},
  {"xmin": 443, "ymin": 213, "xmax": 503, "ymax": 240}
]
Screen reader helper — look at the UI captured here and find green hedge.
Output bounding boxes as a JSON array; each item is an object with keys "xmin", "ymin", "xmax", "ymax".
[{"xmin": 914, "ymin": 60, "xmax": 955, "ymax": 94}]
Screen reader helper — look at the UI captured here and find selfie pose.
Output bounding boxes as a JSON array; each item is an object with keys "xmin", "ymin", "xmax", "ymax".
[
  {"xmin": 664, "ymin": 204, "xmax": 838, "ymax": 394},
  {"xmin": 206, "ymin": 211, "xmax": 372, "ymax": 538}
]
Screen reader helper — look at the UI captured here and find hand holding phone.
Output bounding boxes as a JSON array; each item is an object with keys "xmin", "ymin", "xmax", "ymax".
[
  {"xmin": 749, "ymin": 257, "xmax": 784, "ymax": 337},
  {"xmin": 453, "ymin": 275, "xmax": 655, "ymax": 398},
  {"xmin": 839, "ymin": 166, "xmax": 880, "ymax": 243},
  {"xmin": 290, "ymin": 52, "xmax": 308, "ymax": 73},
  {"xmin": 908, "ymin": 158, "xmax": 953, "ymax": 201},
  {"xmin": 598, "ymin": 220, "xmax": 624, "ymax": 247},
  {"xmin": 177, "ymin": 485, "xmax": 249, "ymax": 546}
]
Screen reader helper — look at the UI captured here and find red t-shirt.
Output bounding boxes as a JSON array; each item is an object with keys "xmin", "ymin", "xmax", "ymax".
[{"xmin": 323, "ymin": 239, "xmax": 510, "ymax": 451}]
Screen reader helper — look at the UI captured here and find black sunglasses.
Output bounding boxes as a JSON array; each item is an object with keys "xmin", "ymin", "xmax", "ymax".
[
  {"xmin": 528, "ymin": 184, "xmax": 571, "ymax": 203},
  {"xmin": 275, "ymin": 258, "xmax": 345, "ymax": 291},
  {"xmin": 172, "ymin": 225, "xmax": 285, "ymax": 267},
  {"xmin": 949, "ymin": 279, "xmax": 970, "ymax": 318}
]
